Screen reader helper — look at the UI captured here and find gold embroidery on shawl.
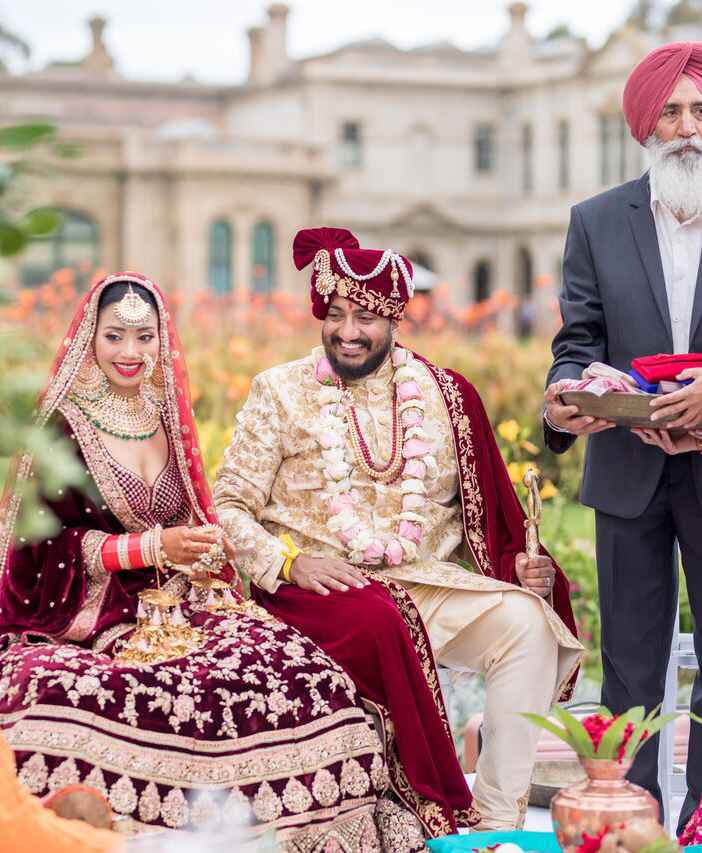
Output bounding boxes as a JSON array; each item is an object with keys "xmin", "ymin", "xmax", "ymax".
[{"xmin": 421, "ymin": 362, "xmax": 492, "ymax": 575}]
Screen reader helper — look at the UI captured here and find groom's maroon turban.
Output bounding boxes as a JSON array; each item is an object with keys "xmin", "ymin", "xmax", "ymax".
[
  {"xmin": 293, "ymin": 226, "xmax": 414, "ymax": 321},
  {"xmin": 623, "ymin": 42, "xmax": 702, "ymax": 144}
]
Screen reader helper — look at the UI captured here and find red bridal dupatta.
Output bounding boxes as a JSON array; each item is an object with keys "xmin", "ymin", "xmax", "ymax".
[{"xmin": 0, "ymin": 275, "xmax": 387, "ymax": 845}]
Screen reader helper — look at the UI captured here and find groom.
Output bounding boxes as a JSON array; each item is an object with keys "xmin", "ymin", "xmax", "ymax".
[
  {"xmin": 215, "ymin": 227, "xmax": 582, "ymax": 832},
  {"xmin": 544, "ymin": 42, "xmax": 702, "ymax": 830}
]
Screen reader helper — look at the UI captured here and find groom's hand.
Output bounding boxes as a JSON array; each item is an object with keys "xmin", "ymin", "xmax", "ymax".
[
  {"xmin": 289, "ymin": 555, "xmax": 370, "ymax": 596},
  {"xmin": 515, "ymin": 553, "xmax": 555, "ymax": 598}
]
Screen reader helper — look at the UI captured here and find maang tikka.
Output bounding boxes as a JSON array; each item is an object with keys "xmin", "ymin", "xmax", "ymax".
[{"xmin": 115, "ymin": 286, "xmax": 152, "ymax": 327}]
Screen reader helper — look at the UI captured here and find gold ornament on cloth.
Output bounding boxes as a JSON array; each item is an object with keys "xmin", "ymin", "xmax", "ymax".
[
  {"xmin": 523, "ymin": 467, "xmax": 542, "ymax": 561},
  {"xmin": 114, "ymin": 538, "xmax": 204, "ymax": 666},
  {"xmin": 114, "ymin": 285, "xmax": 153, "ymax": 327},
  {"xmin": 183, "ymin": 525, "xmax": 270, "ymax": 619},
  {"xmin": 313, "ymin": 250, "xmax": 337, "ymax": 304}
]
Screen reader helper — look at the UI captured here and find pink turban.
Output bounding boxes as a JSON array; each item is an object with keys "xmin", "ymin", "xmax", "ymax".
[{"xmin": 623, "ymin": 42, "xmax": 702, "ymax": 144}]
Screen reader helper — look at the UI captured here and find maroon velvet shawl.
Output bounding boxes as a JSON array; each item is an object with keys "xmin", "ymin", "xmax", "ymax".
[{"xmin": 415, "ymin": 353, "xmax": 579, "ymax": 697}]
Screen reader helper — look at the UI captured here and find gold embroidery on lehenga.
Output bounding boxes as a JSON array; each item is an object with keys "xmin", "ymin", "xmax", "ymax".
[
  {"xmin": 17, "ymin": 752, "xmax": 48, "ymax": 793},
  {"xmin": 138, "ymin": 781, "xmax": 162, "ymax": 823},
  {"xmin": 253, "ymin": 781, "xmax": 283, "ymax": 822},
  {"xmin": 312, "ymin": 768, "xmax": 341, "ymax": 807},
  {"xmin": 109, "ymin": 775, "xmax": 138, "ymax": 814},
  {"xmin": 283, "ymin": 777, "xmax": 314, "ymax": 814},
  {"xmin": 161, "ymin": 787, "xmax": 189, "ymax": 828}
]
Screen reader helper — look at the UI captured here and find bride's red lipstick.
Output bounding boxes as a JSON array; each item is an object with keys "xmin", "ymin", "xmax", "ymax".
[{"xmin": 113, "ymin": 362, "xmax": 143, "ymax": 378}]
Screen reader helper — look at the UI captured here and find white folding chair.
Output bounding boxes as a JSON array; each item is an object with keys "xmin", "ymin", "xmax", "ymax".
[{"xmin": 659, "ymin": 545, "xmax": 698, "ymax": 834}]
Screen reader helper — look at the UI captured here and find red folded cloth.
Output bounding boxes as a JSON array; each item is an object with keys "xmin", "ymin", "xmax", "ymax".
[{"xmin": 630, "ymin": 353, "xmax": 702, "ymax": 382}]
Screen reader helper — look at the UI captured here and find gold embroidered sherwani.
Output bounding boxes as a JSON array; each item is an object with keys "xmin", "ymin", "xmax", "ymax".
[{"xmin": 214, "ymin": 347, "xmax": 584, "ymax": 830}]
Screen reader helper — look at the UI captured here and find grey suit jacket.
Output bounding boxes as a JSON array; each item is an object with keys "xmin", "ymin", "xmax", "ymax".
[{"xmin": 546, "ymin": 173, "xmax": 702, "ymax": 518}]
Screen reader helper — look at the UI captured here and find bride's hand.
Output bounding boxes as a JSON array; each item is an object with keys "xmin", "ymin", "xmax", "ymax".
[
  {"xmin": 160, "ymin": 525, "xmax": 219, "ymax": 566},
  {"xmin": 630, "ymin": 428, "xmax": 698, "ymax": 455}
]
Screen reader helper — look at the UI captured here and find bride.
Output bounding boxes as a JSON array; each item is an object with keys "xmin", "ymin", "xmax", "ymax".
[{"xmin": 0, "ymin": 272, "xmax": 389, "ymax": 850}]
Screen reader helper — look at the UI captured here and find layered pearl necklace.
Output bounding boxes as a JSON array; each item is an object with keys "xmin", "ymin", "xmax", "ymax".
[{"xmin": 314, "ymin": 347, "xmax": 435, "ymax": 567}]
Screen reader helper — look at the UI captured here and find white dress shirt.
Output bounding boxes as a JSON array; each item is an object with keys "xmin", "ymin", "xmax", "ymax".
[{"xmin": 650, "ymin": 177, "xmax": 702, "ymax": 354}]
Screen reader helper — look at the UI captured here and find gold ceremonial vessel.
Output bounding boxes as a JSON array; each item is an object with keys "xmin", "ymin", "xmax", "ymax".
[{"xmin": 551, "ymin": 758, "xmax": 659, "ymax": 852}]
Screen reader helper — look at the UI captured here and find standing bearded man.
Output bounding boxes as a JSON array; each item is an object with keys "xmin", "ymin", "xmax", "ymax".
[
  {"xmin": 214, "ymin": 226, "xmax": 583, "ymax": 837},
  {"xmin": 544, "ymin": 43, "xmax": 702, "ymax": 832}
]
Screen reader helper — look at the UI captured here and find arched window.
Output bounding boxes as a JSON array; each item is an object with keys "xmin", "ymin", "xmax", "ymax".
[
  {"xmin": 516, "ymin": 246, "xmax": 534, "ymax": 337},
  {"xmin": 20, "ymin": 209, "xmax": 100, "ymax": 287},
  {"xmin": 473, "ymin": 259, "xmax": 491, "ymax": 303},
  {"xmin": 251, "ymin": 221, "xmax": 275, "ymax": 294},
  {"xmin": 208, "ymin": 219, "xmax": 233, "ymax": 294}
]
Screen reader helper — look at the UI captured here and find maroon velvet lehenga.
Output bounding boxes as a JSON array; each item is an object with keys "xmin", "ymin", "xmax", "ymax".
[{"xmin": 0, "ymin": 274, "xmax": 391, "ymax": 850}]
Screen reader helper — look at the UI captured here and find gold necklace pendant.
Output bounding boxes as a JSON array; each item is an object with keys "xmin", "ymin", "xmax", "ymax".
[{"xmin": 71, "ymin": 389, "xmax": 161, "ymax": 441}]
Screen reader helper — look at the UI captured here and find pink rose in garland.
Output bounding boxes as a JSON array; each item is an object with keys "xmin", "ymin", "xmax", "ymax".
[{"xmin": 315, "ymin": 357, "xmax": 337, "ymax": 386}]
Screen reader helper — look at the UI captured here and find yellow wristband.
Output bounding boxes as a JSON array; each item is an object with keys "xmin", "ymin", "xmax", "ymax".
[{"xmin": 279, "ymin": 534, "xmax": 302, "ymax": 583}]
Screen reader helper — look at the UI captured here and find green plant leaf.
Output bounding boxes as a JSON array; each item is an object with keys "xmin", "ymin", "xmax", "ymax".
[
  {"xmin": 0, "ymin": 221, "xmax": 28, "ymax": 256},
  {"xmin": 0, "ymin": 122, "xmax": 55, "ymax": 149},
  {"xmin": 552, "ymin": 706, "xmax": 595, "ymax": 757},
  {"xmin": 597, "ymin": 707, "xmax": 643, "ymax": 758},
  {"xmin": 519, "ymin": 712, "xmax": 578, "ymax": 751},
  {"xmin": 594, "ymin": 706, "xmax": 613, "ymax": 718},
  {"xmin": 625, "ymin": 704, "xmax": 662, "ymax": 759},
  {"xmin": 22, "ymin": 207, "xmax": 62, "ymax": 236},
  {"xmin": 628, "ymin": 713, "xmax": 679, "ymax": 759}
]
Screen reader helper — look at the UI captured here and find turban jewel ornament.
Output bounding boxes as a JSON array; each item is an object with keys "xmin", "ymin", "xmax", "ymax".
[{"xmin": 293, "ymin": 226, "xmax": 414, "ymax": 321}]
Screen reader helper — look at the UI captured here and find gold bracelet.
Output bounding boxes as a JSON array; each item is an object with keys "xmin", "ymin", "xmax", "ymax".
[{"xmin": 279, "ymin": 533, "xmax": 302, "ymax": 583}]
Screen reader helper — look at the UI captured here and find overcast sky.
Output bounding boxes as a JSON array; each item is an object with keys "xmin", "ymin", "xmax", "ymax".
[{"xmin": 2, "ymin": 0, "xmax": 644, "ymax": 85}]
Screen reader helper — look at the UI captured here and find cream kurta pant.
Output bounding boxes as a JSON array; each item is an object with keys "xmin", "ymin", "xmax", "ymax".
[{"xmin": 402, "ymin": 581, "xmax": 566, "ymax": 831}]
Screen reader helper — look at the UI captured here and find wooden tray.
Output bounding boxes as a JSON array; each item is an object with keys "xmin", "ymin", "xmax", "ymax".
[{"xmin": 560, "ymin": 391, "xmax": 678, "ymax": 429}]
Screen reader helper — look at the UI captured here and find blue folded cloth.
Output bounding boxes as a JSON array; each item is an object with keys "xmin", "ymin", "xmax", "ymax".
[
  {"xmin": 427, "ymin": 830, "xmax": 561, "ymax": 852},
  {"xmin": 627, "ymin": 369, "xmax": 658, "ymax": 393}
]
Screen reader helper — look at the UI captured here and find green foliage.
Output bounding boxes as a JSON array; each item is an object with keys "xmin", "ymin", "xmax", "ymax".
[
  {"xmin": 0, "ymin": 122, "xmax": 79, "ymax": 259},
  {"xmin": 522, "ymin": 705, "xmax": 677, "ymax": 760},
  {"xmin": 0, "ymin": 327, "xmax": 86, "ymax": 540}
]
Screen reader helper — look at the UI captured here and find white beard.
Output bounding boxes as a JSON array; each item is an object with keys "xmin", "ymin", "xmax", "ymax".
[{"xmin": 646, "ymin": 133, "xmax": 702, "ymax": 221}]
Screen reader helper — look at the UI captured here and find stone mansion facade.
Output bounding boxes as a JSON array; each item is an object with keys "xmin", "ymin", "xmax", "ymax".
[{"xmin": 1, "ymin": 3, "xmax": 697, "ymax": 333}]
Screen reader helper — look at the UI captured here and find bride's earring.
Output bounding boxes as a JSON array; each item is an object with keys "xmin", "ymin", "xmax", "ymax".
[
  {"xmin": 142, "ymin": 354, "xmax": 165, "ymax": 405},
  {"xmin": 72, "ymin": 350, "xmax": 109, "ymax": 401},
  {"xmin": 142, "ymin": 353, "xmax": 156, "ymax": 380}
]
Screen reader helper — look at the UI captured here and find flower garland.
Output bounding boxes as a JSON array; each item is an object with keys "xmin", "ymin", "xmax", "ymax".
[{"xmin": 313, "ymin": 347, "xmax": 436, "ymax": 567}]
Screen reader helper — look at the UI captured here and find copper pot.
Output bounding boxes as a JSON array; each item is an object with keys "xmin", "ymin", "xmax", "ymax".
[{"xmin": 551, "ymin": 758, "xmax": 659, "ymax": 852}]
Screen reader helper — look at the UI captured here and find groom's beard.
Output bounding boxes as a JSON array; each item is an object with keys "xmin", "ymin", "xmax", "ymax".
[
  {"xmin": 323, "ymin": 329, "xmax": 393, "ymax": 380},
  {"xmin": 646, "ymin": 133, "xmax": 702, "ymax": 221}
]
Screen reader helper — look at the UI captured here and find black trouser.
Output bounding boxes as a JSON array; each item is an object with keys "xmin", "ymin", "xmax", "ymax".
[{"xmin": 595, "ymin": 453, "xmax": 702, "ymax": 832}]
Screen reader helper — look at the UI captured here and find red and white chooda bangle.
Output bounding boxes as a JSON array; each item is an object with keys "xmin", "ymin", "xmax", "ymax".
[{"xmin": 101, "ymin": 525, "xmax": 165, "ymax": 573}]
